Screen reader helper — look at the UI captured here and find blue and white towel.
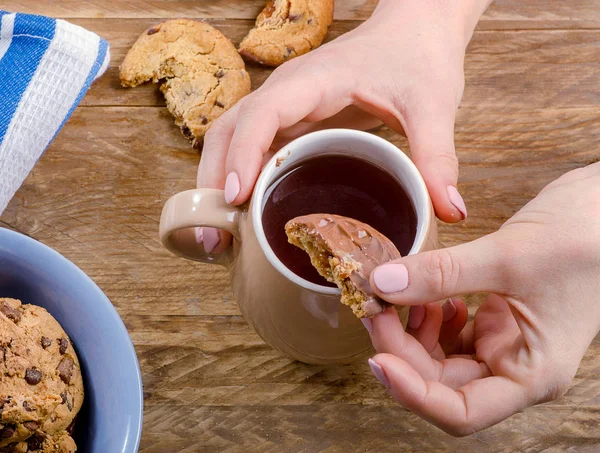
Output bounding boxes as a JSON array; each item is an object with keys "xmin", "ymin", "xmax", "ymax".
[{"xmin": 0, "ymin": 11, "xmax": 110, "ymax": 214}]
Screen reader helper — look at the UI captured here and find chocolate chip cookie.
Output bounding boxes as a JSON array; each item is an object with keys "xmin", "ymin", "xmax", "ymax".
[
  {"xmin": 285, "ymin": 214, "xmax": 400, "ymax": 318},
  {"xmin": 120, "ymin": 19, "xmax": 251, "ymax": 148},
  {"xmin": 0, "ymin": 299, "xmax": 84, "ymax": 452},
  {"xmin": 239, "ymin": 0, "xmax": 334, "ymax": 67}
]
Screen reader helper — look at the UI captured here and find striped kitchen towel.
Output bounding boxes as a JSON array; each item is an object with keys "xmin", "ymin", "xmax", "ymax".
[{"xmin": 0, "ymin": 11, "xmax": 110, "ymax": 214}]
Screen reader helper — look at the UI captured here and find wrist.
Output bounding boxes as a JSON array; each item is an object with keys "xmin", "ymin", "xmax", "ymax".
[{"xmin": 374, "ymin": 0, "xmax": 492, "ymax": 50}]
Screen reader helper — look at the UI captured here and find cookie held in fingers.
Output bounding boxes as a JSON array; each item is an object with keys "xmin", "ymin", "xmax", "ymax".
[
  {"xmin": 120, "ymin": 19, "xmax": 251, "ymax": 148},
  {"xmin": 285, "ymin": 214, "xmax": 400, "ymax": 318},
  {"xmin": 239, "ymin": 0, "xmax": 334, "ymax": 67}
]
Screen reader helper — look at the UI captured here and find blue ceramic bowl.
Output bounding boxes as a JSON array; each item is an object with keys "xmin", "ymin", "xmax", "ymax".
[{"xmin": 0, "ymin": 228, "xmax": 143, "ymax": 452}]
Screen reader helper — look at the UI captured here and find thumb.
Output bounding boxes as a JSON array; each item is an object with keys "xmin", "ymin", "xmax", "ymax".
[
  {"xmin": 369, "ymin": 234, "xmax": 510, "ymax": 305},
  {"xmin": 407, "ymin": 107, "xmax": 466, "ymax": 223}
]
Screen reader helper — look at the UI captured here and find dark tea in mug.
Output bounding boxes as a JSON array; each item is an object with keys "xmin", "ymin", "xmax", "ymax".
[{"xmin": 262, "ymin": 154, "xmax": 417, "ymax": 286}]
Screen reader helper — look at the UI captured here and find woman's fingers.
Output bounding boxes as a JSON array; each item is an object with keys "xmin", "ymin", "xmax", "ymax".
[
  {"xmin": 367, "ymin": 307, "xmax": 442, "ymax": 381},
  {"xmin": 370, "ymin": 234, "xmax": 510, "ymax": 305},
  {"xmin": 370, "ymin": 354, "xmax": 526, "ymax": 436},
  {"xmin": 406, "ymin": 303, "xmax": 445, "ymax": 361},
  {"xmin": 193, "ymin": 103, "xmax": 242, "ymax": 254},
  {"xmin": 223, "ymin": 72, "xmax": 352, "ymax": 205},
  {"xmin": 407, "ymin": 105, "xmax": 465, "ymax": 223},
  {"xmin": 438, "ymin": 298, "xmax": 469, "ymax": 355},
  {"xmin": 368, "ymin": 306, "xmax": 488, "ymax": 390}
]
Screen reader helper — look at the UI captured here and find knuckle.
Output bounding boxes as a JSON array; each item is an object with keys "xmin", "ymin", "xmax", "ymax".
[
  {"xmin": 421, "ymin": 250, "xmax": 460, "ymax": 295},
  {"xmin": 237, "ymin": 95, "xmax": 261, "ymax": 117}
]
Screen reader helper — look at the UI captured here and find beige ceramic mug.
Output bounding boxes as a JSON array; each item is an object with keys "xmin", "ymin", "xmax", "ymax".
[{"xmin": 159, "ymin": 129, "xmax": 437, "ymax": 364}]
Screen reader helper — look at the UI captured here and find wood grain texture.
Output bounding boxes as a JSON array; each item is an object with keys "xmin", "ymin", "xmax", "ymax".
[
  {"xmin": 3, "ymin": 0, "xmax": 600, "ymax": 452},
  {"xmin": 5, "ymin": 0, "xmax": 600, "ymax": 29},
  {"xmin": 67, "ymin": 19, "xmax": 600, "ymax": 110}
]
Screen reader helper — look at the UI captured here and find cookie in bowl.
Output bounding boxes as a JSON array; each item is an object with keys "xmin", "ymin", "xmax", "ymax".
[
  {"xmin": 0, "ymin": 298, "xmax": 83, "ymax": 453},
  {"xmin": 120, "ymin": 19, "xmax": 251, "ymax": 149}
]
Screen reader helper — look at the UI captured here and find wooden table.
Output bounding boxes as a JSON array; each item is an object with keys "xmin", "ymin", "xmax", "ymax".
[{"xmin": 2, "ymin": 1, "xmax": 600, "ymax": 451}]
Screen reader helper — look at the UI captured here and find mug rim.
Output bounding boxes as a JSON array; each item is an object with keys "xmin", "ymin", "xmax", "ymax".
[{"xmin": 251, "ymin": 128, "xmax": 432, "ymax": 295}]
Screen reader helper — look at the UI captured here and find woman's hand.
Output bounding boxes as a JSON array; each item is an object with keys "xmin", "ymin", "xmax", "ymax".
[
  {"xmin": 363, "ymin": 162, "xmax": 600, "ymax": 436},
  {"xmin": 196, "ymin": 0, "xmax": 493, "ymax": 254}
]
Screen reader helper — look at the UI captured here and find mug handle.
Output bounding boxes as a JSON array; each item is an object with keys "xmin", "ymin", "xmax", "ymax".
[{"xmin": 159, "ymin": 188, "xmax": 241, "ymax": 266}]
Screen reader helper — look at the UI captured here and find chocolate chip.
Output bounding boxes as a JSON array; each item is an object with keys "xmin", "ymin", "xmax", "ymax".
[
  {"xmin": 58, "ymin": 338, "xmax": 69, "ymax": 355},
  {"xmin": 27, "ymin": 433, "xmax": 45, "ymax": 450},
  {"xmin": 200, "ymin": 116, "xmax": 208, "ymax": 125},
  {"xmin": 0, "ymin": 396, "xmax": 12, "ymax": 417},
  {"xmin": 215, "ymin": 69, "xmax": 225, "ymax": 78},
  {"xmin": 57, "ymin": 357, "xmax": 74, "ymax": 384},
  {"xmin": 289, "ymin": 13, "xmax": 302, "ymax": 22},
  {"xmin": 307, "ymin": 18, "xmax": 313, "ymax": 25},
  {"xmin": 181, "ymin": 125, "xmax": 193, "ymax": 139},
  {"xmin": 22, "ymin": 401, "xmax": 34, "ymax": 412},
  {"xmin": 61, "ymin": 392, "xmax": 73, "ymax": 411},
  {"xmin": 284, "ymin": 47, "xmax": 294, "ymax": 59},
  {"xmin": 0, "ymin": 425, "xmax": 15, "ymax": 438},
  {"xmin": 0, "ymin": 302, "xmax": 21, "ymax": 323},
  {"xmin": 147, "ymin": 27, "xmax": 160, "ymax": 35},
  {"xmin": 192, "ymin": 137, "xmax": 204, "ymax": 150},
  {"xmin": 40, "ymin": 337, "xmax": 51, "ymax": 349},
  {"xmin": 215, "ymin": 101, "xmax": 225, "ymax": 108},
  {"xmin": 23, "ymin": 421, "xmax": 38, "ymax": 431},
  {"xmin": 25, "ymin": 368, "xmax": 42, "ymax": 385}
]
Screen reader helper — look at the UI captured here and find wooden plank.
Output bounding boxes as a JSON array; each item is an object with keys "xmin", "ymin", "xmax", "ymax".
[
  {"xmin": 8, "ymin": 0, "xmax": 600, "ymax": 29},
  {"xmin": 65, "ymin": 19, "xmax": 600, "ymax": 110},
  {"xmin": 4, "ymin": 105, "xmax": 597, "ymax": 234},
  {"xmin": 2, "ymin": 104, "xmax": 597, "ymax": 317},
  {"xmin": 3, "ymin": 2, "xmax": 600, "ymax": 450},
  {"xmin": 138, "ymin": 405, "xmax": 600, "ymax": 452}
]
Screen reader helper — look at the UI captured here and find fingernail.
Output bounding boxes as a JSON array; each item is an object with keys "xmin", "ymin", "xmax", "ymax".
[
  {"xmin": 368, "ymin": 358, "xmax": 390, "ymax": 389},
  {"xmin": 408, "ymin": 305, "xmax": 425, "ymax": 330},
  {"xmin": 224, "ymin": 172, "xmax": 240, "ymax": 204},
  {"xmin": 372, "ymin": 264, "xmax": 409, "ymax": 294},
  {"xmin": 447, "ymin": 185, "xmax": 467, "ymax": 220},
  {"xmin": 195, "ymin": 227, "xmax": 203, "ymax": 244},
  {"xmin": 203, "ymin": 227, "xmax": 220, "ymax": 253},
  {"xmin": 361, "ymin": 318, "xmax": 373, "ymax": 334},
  {"xmin": 442, "ymin": 299, "xmax": 457, "ymax": 323}
]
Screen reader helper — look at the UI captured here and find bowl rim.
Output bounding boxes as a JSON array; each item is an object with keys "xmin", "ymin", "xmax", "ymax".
[{"xmin": 0, "ymin": 227, "xmax": 143, "ymax": 451}]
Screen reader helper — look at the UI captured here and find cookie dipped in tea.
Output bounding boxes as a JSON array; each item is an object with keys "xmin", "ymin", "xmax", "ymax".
[
  {"xmin": 285, "ymin": 214, "xmax": 400, "ymax": 318},
  {"xmin": 262, "ymin": 155, "xmax": 417, "ymax": 286}
]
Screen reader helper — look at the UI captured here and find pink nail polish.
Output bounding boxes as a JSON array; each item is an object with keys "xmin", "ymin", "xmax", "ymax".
[
  {"xmin": 447, "ymin": 186, "xmax": 467, "ymax": 220},
  {"xmin": 203, "ymin": 227, "xmax": 220, "ymax": 254},
  {"xmin": 408, "ymin": 305, "xmax": 425, "ymax": 330},
  {"xmin": 442, "ymin": 299, "xmax": 457, "ymax": 323},
  {"xmin": 195, "ymin": 227, "xmax": 203, "ymax": 244},
  {"xmin": 368, "ymin": 358, "xmax": 390, "ymax": 389},
  {"xmin": 224, "ymin": 172, "xmax": 241, "ymax": 204},
  {"xmin": 372, "ymin": 264, "xmax": 409, "ymax": 294},
  {"xmin": 361, "ymin": 318, "xmax": 373, "ymax": 334}
]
